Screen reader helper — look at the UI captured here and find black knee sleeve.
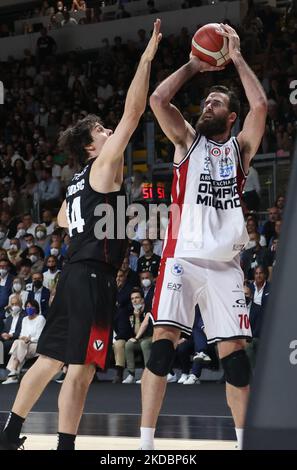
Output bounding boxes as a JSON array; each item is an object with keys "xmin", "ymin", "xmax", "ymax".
[
  {"xmin": 221, "ymin": 349, "xmax": 250, "ymax": 387},
  {"xmin": 147, "ymin": 339, "xmax": 175, "ymax": 377}
]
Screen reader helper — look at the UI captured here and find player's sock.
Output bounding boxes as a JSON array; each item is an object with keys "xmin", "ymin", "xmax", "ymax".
[
  {"xmin": 235, "ymin": 428, "xmax": 244, "ymax": 449},
  {"xmin": 57, "ymin": 432, "xmax": 76, "ymax": 450},
  {"xmin": 140, "ymin": 427, "xmax": 155, "ymax": 450},
  {"xmin": 3, "ymin": 411, "xmax": 25, "ymax": 443}
]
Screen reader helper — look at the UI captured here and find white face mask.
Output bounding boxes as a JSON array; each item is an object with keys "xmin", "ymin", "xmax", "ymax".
[
  {"xmin": 11, "ymin": 305, "xmax": 21, "ymax": 316},
  {"xmin": 141, "ymin": 279, "xmax": 151, "ymax": 288},
  {"xmin": 13, "ymin": 283, "xmax": 22, "ymax": 292},
  {"xmin": 36, "ymin": 231, "xmax": 45, "ymax": 239},
  {"xmin": 9, "ymin": 244, "xmax": 18, "ymax": 252},
  {"xmin": 0, "ymin": 269, "xmax": 8, "ymax": 277},
  {"xmin": 132, "ymin": 303, "xmax": 143, "ymax": 311},
  {"xmin": 16, "ymin": 229, "xmax": 26, "ymax": 238},
  {"xmin": 245, "ymin": 240, "xmax": 257, "ymax": 250},
  {"xmin": 0, "ymin": 231, "xmax": 5, "ymax": 239},
  {"xmin": 29, "ymin": 255, "xmax": 38, "ymax": 263},
  {"xmin": 50, "ymin": 248, "xmax": 59, "ymax": 256},
  {"xmin": 26, "ymin": 242, "xmax": 34, "ymax": 248}
]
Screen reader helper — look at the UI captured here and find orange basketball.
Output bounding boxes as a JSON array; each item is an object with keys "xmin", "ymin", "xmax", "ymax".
[{"xmin": 191, "ymin": 23, "xmax": 231, "ymax": 67}]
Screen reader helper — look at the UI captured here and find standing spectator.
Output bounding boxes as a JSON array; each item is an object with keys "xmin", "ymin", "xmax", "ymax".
[
  {"xmin": 243, "ymin": 163, "xmax": 261, "ymax": 212},
  {"xmin": 36, "ymin": 28, "xmax": 57, "ymax": 64}
]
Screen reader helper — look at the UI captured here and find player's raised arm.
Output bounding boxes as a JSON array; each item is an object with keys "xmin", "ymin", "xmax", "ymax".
[{"xmin": 217, "ymin": 24, "xmax": 267, "ymax": 172}]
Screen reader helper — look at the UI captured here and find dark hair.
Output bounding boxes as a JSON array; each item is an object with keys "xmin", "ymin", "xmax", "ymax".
[
  {"xmin": 25, "ymin": 298, "xmax": 40, "ymax": 314},
  {"xmin": 208, "ymin": 85, "xmax": 240, "ymax": 117},
  {"xmin": 255, "ymin": 264, "xmax": 269, "ymax": 279},
  {"xmin": 130, "ymin": 287, "xmax": 144, "ymax": 298},
  {"xmin": 58, "ymin": 114, "xmax": 100, "ymax": 167}
]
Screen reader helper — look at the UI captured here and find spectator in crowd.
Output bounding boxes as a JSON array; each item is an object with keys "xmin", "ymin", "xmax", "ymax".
[
  {"xmin": 0, "ymin": 225, "xmax": 9, "ymax": 250},
  {"xmin": 27, "ymin": 246, "xmax": 44, "ymax": 274},
  {"xmin": 245, "ymin": 216, "xmax": 266, "ymax": 247},
  {"xmin": 112, "ymin": 269, "xmax": 134, "ymax": 384},
  {"xmin": 139, "ymin": 270, "xmax": 155, "ymax": 310},
  {"xmin": 7, "ymin": 238, "xmax": 22, "ymax": 266},
  {"xmin": 34, "ymin": 225, "xmax": 50, "ymax": 251},
  {"xmin": 18, "ymin": 261, "xmax": 33, "ymax": 287},
  {"xmin": 43, "ymin": 256, "xmax": 60, "ymax": 291},
  {"xmin": 246, "ymin": 266, "xmax": 270, "ymax": 368},
  {"xmin": 2, "ymin": 300, "xmax": 46, "ymax": 384},
  {"xmin": 36, "ymin": 28, "xmax": 57, "ymax": 64},
  {"xmin": 241, "ymin": 232, "xmax": 270, "ymax": 281},
  {"xmin": 42, "ymin": 210, "xmax": 57, "ymax": 236},
  {"xmin": 261, "ymin": 206, "xmax": 280, "ymax": 245},
  {"xmin": 22, "ymin": 214, "xmax": 37, "ymax": 237},
  {"xmin": 0, "ymin": 259, "xmax": 14, "ymax": 322},
  {"xmin": 8, "ymin": 278, "xmax": 28, "ymax": 309},
  {"xmin": 61, "ymin": 11, "xmax": 78, "ymax": 27},
  {"xmin": 137, "ymin": 239, "xmax": 160, "ymax": 278},
  {"xmin": 60, "ymin": 155, "xmax": 80, "ymax": 189},
  {"xmin": 26, "ymin": 272, "xmax": 50, "ymax": 318},
  {"xmin": 0, "ymin": 294, "xmax": 25, "ymax": 366},
  {"xmin": 71, "ymin": 0, "xmax": 86, "ymax": 11},
  {"xmin": 34, "ymin": 167, "xmax": 61, "ymax": 209},
  {"xmin": 242, "ymin": 163, "xmax": 261, "ymax": 212},
  {"xmin": 274, "ymin": 195, "xmax": 285, "ymax": 215},
  {"xmin": 122, "ymin": 288, "xmax": 153, "ymax": 383},
  {"xmin": 120, "ymin": 256, "xmax": 139, "ymax": 287}
]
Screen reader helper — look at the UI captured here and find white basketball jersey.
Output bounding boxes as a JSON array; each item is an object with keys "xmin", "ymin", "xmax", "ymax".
[{"xmin": 162, "ymin": 133, "xmax": 249, "ymax": 262}]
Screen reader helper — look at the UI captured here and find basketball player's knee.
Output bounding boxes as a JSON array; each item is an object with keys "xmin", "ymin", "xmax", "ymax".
[
  {"xmin": 221, "ymin": 349, "xmax": 250, "ymax": 387},
  {"xmin": 146, "ymin": 339, "xmax": 175, "ymax": 377}
]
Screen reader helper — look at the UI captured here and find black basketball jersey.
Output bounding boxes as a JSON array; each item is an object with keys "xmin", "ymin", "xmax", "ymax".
[{"xmin": 65, "ymin": 159, "xmax": 128, "ymax": 271}]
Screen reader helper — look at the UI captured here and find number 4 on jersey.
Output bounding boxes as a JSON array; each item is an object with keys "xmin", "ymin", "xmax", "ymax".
[{"xmin": 67, "ymin": 196, "xmax": 85, "ymax": 236}]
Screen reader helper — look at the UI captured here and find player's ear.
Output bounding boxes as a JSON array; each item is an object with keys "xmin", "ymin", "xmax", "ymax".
[{"xmin": 229, "ymin": 112, "xmax": 237, "ymax": 125}]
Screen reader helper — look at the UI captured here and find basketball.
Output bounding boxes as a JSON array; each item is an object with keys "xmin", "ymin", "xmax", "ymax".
[{"xmin": 191, "ymin": 23, "xmax": 231, "ymax": 67}]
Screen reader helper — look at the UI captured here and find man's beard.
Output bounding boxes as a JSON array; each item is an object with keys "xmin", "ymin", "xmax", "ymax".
[{"xmin": 196, "ymin": 113, "xmax": 228, "ymax": 139}]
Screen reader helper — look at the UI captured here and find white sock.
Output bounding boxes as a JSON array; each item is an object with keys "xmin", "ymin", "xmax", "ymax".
[
  {"xmin": 140, "ymin": 427, "xmax": 155, "ymax": 450},
  {"xmin": 235, "ymin": 428, "xmax": 244, "ymax": 449}
]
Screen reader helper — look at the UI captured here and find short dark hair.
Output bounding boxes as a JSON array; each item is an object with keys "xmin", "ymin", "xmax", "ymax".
[
  {"xmin": 208, "ymin": 85, "xmax": 240, "ymax": 117},
  {"xmin": 25, "ymin": 298, "xmax": 40, "ymax": 314},
  {"xmin": 58, "ymin": 114, "xmax": 100, "ymax": 167},
  {"xmin": 131, "ymin": 287, "xmax": 144, "ymax": 298}
]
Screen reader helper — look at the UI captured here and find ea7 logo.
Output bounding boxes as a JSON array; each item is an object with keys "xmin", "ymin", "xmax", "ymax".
[
  {"xmin": 167, "ymin": 282, "xmax": 182, "ymax": 291},
  {"xmin": 289, "ymin": 339, "xmax": 297, "ymax": 365},
  {"xmin": 0, "ymin": 81, "xmax": 3, "ymax": 105}
]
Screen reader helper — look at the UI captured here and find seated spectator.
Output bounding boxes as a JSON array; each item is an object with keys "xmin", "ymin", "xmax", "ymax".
[
  {"xmin": 36, "ymin": 28, "xmax": 57, "ymax": 64},
  {"xmin": 26, "ymin": 273, "xmax": 50, "ymax": 318},
  {"xmin": 246, "ymin": 217, "xmax": 266, "ymax": 247},
  {"xmin": 34, "ymin": 225, "xmax": 50, "ymax": 251},
  {"xmin": 7, "ymin": 238, "xmax": 22, "ymax": 266},
  {"xmin": 18, "ymin": 261, "xmax": 32, "ymax": 287},
  {"xmin": 22, "ymin": 213, "xmax": 38, "ymax": 237},
  {"xmin": 44, "ymin": 154, "xmax": 62, "ymax": 180},
  {"xmin": 139, "ymin": 270, "xmax": 155, "ymax": 310},
  {"xmin": 241, "ymin": 232, "xmax": 270, "ymax": 281},
  {"xmin": 137, "ymin": 239, "xmax": 160, "ymax": 278},
  {"xmin": 0, "ymin": 259, "xmax": 14, "ymax": 322},
  {"xmin": 246, "ymin": 266, "xmax": 270, "ymax": 368},
  {"xmin": 275, "ymin": 195, "xmax": 285, "ymax": 216},
  {"xmin": 49, "ymin": 240, "xmax": 64, "ymax": 269},
  {"xmin": 34, "ymin": 167, "xmax": 61, "ymax": 210},
  {"xmin": 122, "ymin": 288, "xmax": 153, "ymax": 383},
  {"xmin": 60, "ymin": 155, "xmax": 80, "ymax": 189},
  {"xmin": 43, "ymin": 255, "xmax": 60, "ymax": 291},
  {"xmin": 120, "ymin": 256, "xmax": 139, "ymax": 287},
  {"xmin": 0, "ymin": 294, "xmax": 25, "ymax": 366},
  {"xmin": 61, "ymin": 11, "xmax": 78, "ymax": 27},
  {"xmin": 27, "ymin": 246, "xmax": 45, "ymax": 274},
  {"xmin": 2, "ymin": 300, "xmax": 46, "ymax": 384},
  {"xmin": 42, "ymin": 209, "xmax": 57, "ymax": 236},
  {"xmin": 8, "ymin": 278, "xmax": 28, "ymax": 308},
  {"xmin": 268, "ymin": 219, "xmax": 282, "ymax": 248}
]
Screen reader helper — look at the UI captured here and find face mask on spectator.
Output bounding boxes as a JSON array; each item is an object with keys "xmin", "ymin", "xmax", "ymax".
[
  {"xmin": 9, "ymin": 244, "xmax": 18, "ymax": 252},
  {"xmin": 245, "ymin": 241, "xmax": 256, "ymax": 250},
  {"xmin": 50, "ymin": 248, "xmax": 59, "ymax": 256},
  {"xmin": 0, "ymin": 231, "xmax": 5, "ymax": 239},
  {"xmin": 26, "ymin": 306, "xmax": 36, "ymax": 316},
  {"xmin": 16, "ymin": 229, "xmax": 26, "ymax": 238},
  {"xmin": 0, "ymin": 269, "xmax": 8, "ymax": 277},
  {"xmin": 132, "ymin": 303, "xmax": 143, "ymax": 311},
  {"xmin": 141, "ymin": 279, "xmax": 151, "ymax": 288},
  {"xmin": 33, "ymin": 280, "xmax": 43, "ymax": 289},
  {"xmin": 36, "ymin": 231, "xmax": 46, "ymax": 239},
  {"xmin": 26, "ymin": 242, "xmax": 34, "ymax": 248},
  {"xmin": 11, "ymin": 306, "xmax": 21, "ymax": 316},
  {"xmin": 29, "ymin": 254, "xmax": 38, "ymax": 263},
  {"xmin": 13, "ymin": 283, "xmax": 22, "ymax": 292}
]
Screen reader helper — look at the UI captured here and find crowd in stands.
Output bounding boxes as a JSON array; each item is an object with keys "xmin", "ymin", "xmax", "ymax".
[{"xmin": 0, "ymin": 0, "xmax": 294, "ymax": 383}]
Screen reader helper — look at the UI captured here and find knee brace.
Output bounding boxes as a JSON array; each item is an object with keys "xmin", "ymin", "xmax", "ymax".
[
  {"xmin": 221, "ymin": 349, "xmax": 250, "ymax": 387},
  {"xmin": 146, "ymin": 339, "xmax": 175, "ymax": 377}
]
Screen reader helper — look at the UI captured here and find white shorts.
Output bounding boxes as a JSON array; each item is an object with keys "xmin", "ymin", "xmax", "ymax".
[{"xmin": 151, "ymin": 256, "xmax": 251, "ymax": 343}]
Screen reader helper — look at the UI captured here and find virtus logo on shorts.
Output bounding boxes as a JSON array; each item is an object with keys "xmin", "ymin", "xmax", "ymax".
[{"xmin": 93, "ymin": 339, "xmax": 104, "ymax": 351}]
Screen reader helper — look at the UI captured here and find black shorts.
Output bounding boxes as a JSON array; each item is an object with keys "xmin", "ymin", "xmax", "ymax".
[{"xmin": 37, "ymin": 261, "xmax": 117, "ymax": 368}]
